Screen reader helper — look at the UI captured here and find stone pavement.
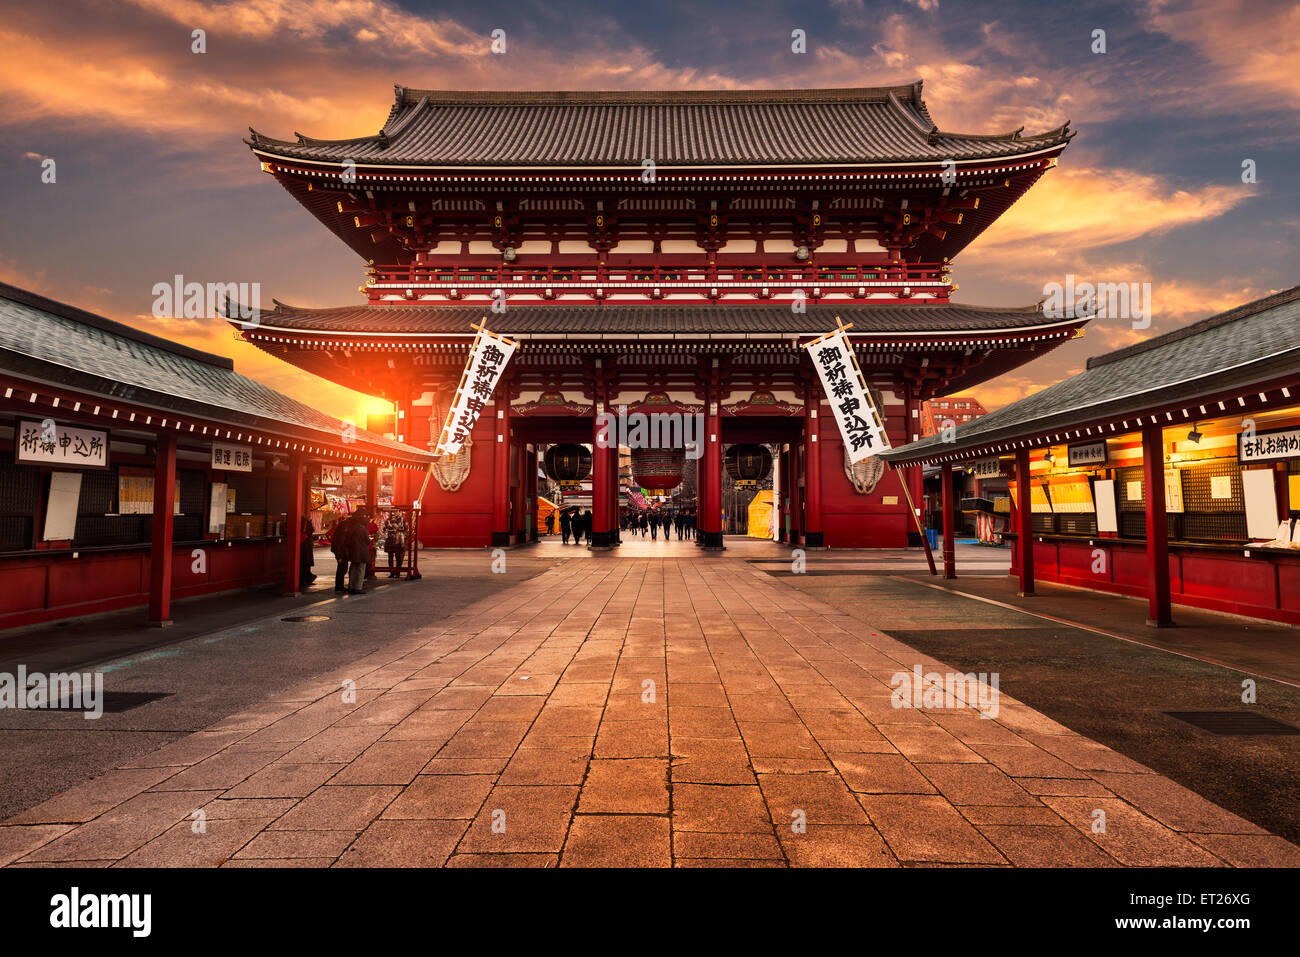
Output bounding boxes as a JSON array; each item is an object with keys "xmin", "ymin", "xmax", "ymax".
[{"xmin": 3, "ymin": 551, "xmax": 1298, "ymax": 868}]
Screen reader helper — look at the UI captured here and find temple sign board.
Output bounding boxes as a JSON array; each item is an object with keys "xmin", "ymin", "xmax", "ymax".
[
  {"xmin": 435, "ymin": 321, "xmax": 517, "ymax": 457},
  {"xmin": 805, "ymin": 322, "xmax": 890, "ymax": 465}
]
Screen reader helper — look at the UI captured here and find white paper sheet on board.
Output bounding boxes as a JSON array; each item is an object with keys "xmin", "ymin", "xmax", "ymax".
[
  {"xmin": 1242, "ymin": 469, "xmax": 1278, "ymax": 539},
  {"xmin": 1094, "ymin": 479, "xmax": 1118, "ymax": 533}
]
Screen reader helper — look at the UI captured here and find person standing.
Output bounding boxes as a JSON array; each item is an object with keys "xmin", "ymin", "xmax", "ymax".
[
  {"xmin": 582, "ymin": 509, "xmax": 594, "ymax": 544},
  {"xmin": 674, "ymin": 510, "xmax": 685, "ymax": 540},
  {"xmin": 650, "ymin": 510, "xmax": 658, "ymax": 539},
  {"xmin": 545, "ymin": 511, "xmax": 555, "ymax": 536},
  {"xmin": 330, "ymin": 515, "xmax": 351, "ymax": 593},
  {"xmin": 345, "ymin": 508, "xmax": 372, "ymax": 594},
  {"xmin": 299, "ymin": 515, "xmax": 317, "ymax": 585},
  {"xmin": 382, "ymin": 510, "xmax": 407, "ymax": 579},
  {"xmin": 559, "ymin": 508, "xmax": 572, "ymax": 544}
]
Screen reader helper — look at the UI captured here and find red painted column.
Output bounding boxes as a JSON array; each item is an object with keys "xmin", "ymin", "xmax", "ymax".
[
  {"xmin": 285, "ymin": 452, "xmax": 305, "ymax": 595},
  {"xmin": 941, "ymin": 463, "xmax": 956, "ymax": 579},
  {"xmin": 148, "ymin": 432, "xmax": 177, "ymax": 626},
  {"xmin": 492, "ymin": 398, "xmax": 511, "ymax": 547},
  {"xmin": 788, "ymin": 439, "xmax": 803, "ymax": 547},
  {"xmin": 607, "ymin": 439, "xmax": 619, "ymax": 544},
  {"xmin": 1014, "ymin": 448, "xmax": 1034, "ymax": 596},
  {"xmin": 700, "ymin": 388, "xmax": 724, "ymax": 548},
  {"xmin": 526, "ymin": 443, "xmax": 539, "ymax": 543},
  {"xmin": 592, "ymin": 387, "xmax": 613, "ymax": 548},
  {"xmin": 393, "ymin": 395, "xmax": 412, "ymax": 507},
  {"xmin": 364, "ymin": 465, "xmax": 379, "ymax": 578},
  {"xmin": 804, "ymin": 395, "xmax": 824, "ymax": 548},
  {"xmin": 1141, "ymin": 422, "xmax": 1173, "ymax": 626}
]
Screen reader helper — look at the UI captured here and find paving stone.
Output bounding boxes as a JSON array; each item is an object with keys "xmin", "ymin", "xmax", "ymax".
[
  {"xmin": 1184, "ymin": 833, "xmax": 1300, "ymax": 867},
  {"xmin": 115, "ymin": 817, "xmax": 272, "ymax": 867},
  {"xmin": 1091, "ymin": 772, "xmax": 1268, "ymax": 835},
  {"xmin": 828, "ymin": 753, "xmax": 936, "ymax": 794},
  {"xmin": 1038, "ymin": 797, "xmax": 1224, "ymax": 867},
  {"xmin": 20, "ymin": 790, "xmax": 223, "ymax": 862},
  {"xmin": 579, "ymin": 759, "xmax": 669, "ymax": 814},
  {"xmin": 0, "ymin": 825, "xmax": 73, "ymax": 867},
  {"xmin": 856, "ymin": 794, "xmax": 1007, "ymax": 865},
  {"xmin": 561, "ymin": 815, "xmax": 671, "ymax": 867},
  {"xmin": 222, "ymin": 762, "xmax": 343, "ymax": 799},
  {"xmin": 779, "ymin": 825, "xmax": 898, "ymax": 867},
  {"xmin": 915, "ymin": 763, "xmax": 1040, "ymax": 806},
  {"xmin": 757, "ymin": 773, "xmax": 872, "ymax": 826},
  {"xmin": 672, "ymin": 784, "xmax": 772, "ymax": 834},
  {"xmin": 232, "ymin": 829, "xmax": 358, "ymax": 860},
  {"xmin": 330, "ymin": 741, "xmax": 442, "ymax": 786},
  {"xmin": 335, "ymin": 820, "xmax": 468, "ymax": 867},
  {"xmin": 269, "ymin": 785, "xmax": 400, "ymax": 831},
  {"xmin": 976, "ymin": 824, "xmax": 1119, "ymax": 867},
  {"xmin": 6, "ymin": 767, "xmax": 178, "ymax": 824},
  {"xmin": 458, "ymin": 785, "xmax": 578, "ymax": 853}
]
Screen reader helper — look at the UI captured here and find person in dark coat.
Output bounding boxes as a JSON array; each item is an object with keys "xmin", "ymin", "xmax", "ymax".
[
  {"xmin": 674, "ymin": 510, "xmax": 685, "ymax": 540},
  {"xmin": 559, "ymin": 508, "xmax": 572, "ymax": 544},
  {"xmin": 330, "ymin": 515, "xmax": 352, "ymax": 593},
  {"xmin": 545, "ymin": 511, "xmax": 555, "ymax": 536},
  {"xmin": 345, "ymin": 508, "xmax": 373, "ymax": 594},
  {"xmin": 650, "ymin": 510, "xmax": 659, "ymax": 539},
  {"xmin": 300, "ymin": 515, "xmax": 316, "ymax": 585},
  {"xmin": 582, "ymin": 509, "xmax": 593, "ymax": 544},
  {"xmin": 662, "ymin": 512, "xmax": 673, "ymax": 538}
]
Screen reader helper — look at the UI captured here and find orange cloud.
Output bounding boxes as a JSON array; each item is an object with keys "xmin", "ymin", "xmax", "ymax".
[
  {"xmin": 965, "ymin": 166, "xmax": 1252, "ymax": 259},
  {"xmin": 1145, "ymin": 0, "xmax": 1300, "ymax": 111}
]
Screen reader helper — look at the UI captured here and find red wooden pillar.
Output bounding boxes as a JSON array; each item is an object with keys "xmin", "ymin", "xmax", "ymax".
[
  {"xmin": 526, "ymin": 443, "xmax": 539, "ymax": 543},
  {"xmin": 592, "ymin": 392, "xmax": 613, "ymax": 548},
  {"xmin": 148, "ymin": 432, "xmax": 177, "ymax": 626},
  {"xmin": 804, "ymin": 396, "xmax": 824, "ymax": 548},
  {"xmin": 285, "ymin": 452, "xmax": 305, "ymax": 595},
  {"xmin": 607, "ymin": 440, "xmax": 619, "ymax": 544},
  {"xmin": 941, "ymin": 463, "xmax": 956, "ymax": 579},
  {"xmin": 364, "ymin": 465, "xmax": 379, "ymax": 578},
  {"xmin": 1141, "ymin": 422, "xmax": 1173, "ymax": 626},
  {"xmin": 788, "ymin": 438, "xmax": 804, "ymax": 547},
  {"xmin": 700, "ymin": 390, "xmax": 724, "ymax": 549},
  {"xmin": 1014, "ymin": 447, "xmax": 1034, "ymax": 596},
  {"xmin": 492, "ymin": 398, "xmax": 511, "ymax": 547}
]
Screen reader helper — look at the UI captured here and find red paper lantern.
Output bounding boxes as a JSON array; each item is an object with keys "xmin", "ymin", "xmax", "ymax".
[{"xmin": 631, "ymin": 447, "xmax": 685, "ymax": 495}]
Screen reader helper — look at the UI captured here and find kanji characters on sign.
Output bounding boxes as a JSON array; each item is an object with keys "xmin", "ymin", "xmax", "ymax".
[
  {"xmin": 805, "ymin": 330, "xmax": 891, "ymax": 464},
  {"xmin": 435, "ymin": 325, "xmax": 517, "ymax": 456}
]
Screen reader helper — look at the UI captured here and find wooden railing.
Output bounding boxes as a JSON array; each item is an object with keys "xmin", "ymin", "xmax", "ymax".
[{"xmin": 363, "ymin": 261, "xmax": 952, "ymax": 303}]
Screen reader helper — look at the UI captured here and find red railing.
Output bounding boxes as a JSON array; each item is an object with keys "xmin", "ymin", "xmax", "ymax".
[{"xmin": 363, "ymin": 261, "xmax": 951, "ymax": 303}]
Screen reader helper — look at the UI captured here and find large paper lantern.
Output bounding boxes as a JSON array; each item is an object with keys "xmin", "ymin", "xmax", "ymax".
[
  {"xmin": 631, "ymin": 447, "xmax": 685, "ymax": 496},
  {"xmin": 543, "ymin": 444, "xmax": 592, "ymax": 488},
  {"xmin": 724, "ymin": 444, "xmax": 773, "ymax": 487}
]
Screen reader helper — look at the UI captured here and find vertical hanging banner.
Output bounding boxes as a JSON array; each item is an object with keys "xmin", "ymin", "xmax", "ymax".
[
  {"xmin": 434, "ymin": 320, "xmax": 517, "ymax": 456},
  {"xmin": 804, "ymin": 320, "xmax": 891, "ymax": 463}
]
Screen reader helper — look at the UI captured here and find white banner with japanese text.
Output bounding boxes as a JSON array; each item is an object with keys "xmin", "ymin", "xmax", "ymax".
[
  {"xmin": 805, "ymin": 329, "xmax": 890, "ymax": 464},
  {"xmin": 434, "ymin": 322, "xmax": 517, "ymax": 456}
]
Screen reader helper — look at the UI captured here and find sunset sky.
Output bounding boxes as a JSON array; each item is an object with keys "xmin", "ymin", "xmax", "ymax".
[{"xmin": 1, "ymin": 0, "xmax": 1296, "ymax": 422}]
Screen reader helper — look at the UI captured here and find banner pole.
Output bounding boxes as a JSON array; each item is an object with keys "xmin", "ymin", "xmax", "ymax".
[{"xmin": 892, "ymin": 462, "xmax": 937, "ymax": 576}]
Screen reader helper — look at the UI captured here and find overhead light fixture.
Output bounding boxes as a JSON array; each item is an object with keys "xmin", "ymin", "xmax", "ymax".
[{"xmin": 1187, "ymin": 425, "xmax": 1203, "ymax": 444}]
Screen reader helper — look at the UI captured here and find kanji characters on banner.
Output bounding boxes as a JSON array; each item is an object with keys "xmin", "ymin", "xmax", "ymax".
[
  {"xmin": 434, "ymin": 321, "xmax": 517, "ymax": 456},
  {"xmin": 804, "ymin": 325, "xmax": 891, "ymax": 464}
]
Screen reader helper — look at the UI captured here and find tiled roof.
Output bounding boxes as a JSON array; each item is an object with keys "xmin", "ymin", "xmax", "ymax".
[
  {"xmin": 247, "ymin": 82, "xmax": 1072, "ymax": 168},
  {"xmin": 0, "ymin": 283, "xmax": 433, "ymax": 463},
  {"xmin": 882, "ymin": 286, "xmax": 1300, "ymax": 462},
  {"xmin": 242, "ymin": 301, "xmax": 1077, "ymax": 337}
]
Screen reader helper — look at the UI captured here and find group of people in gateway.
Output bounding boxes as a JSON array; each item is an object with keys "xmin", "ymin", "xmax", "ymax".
[
  {"xmin": 542, "ymin": 507, "xmax": 697, "ymax": 543},
  {"xmin": 298, "ymin": 507, "xmax": 410, "ymax": 595}
]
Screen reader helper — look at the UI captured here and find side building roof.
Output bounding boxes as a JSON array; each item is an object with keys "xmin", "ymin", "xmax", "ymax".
[
  {"xmin": 881, "ymin": 286, "xmax": 1300, "ymax": 464},
  {"xmin": 0, "ymin": 282, "xmax": 434, "ymax": 466}
]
